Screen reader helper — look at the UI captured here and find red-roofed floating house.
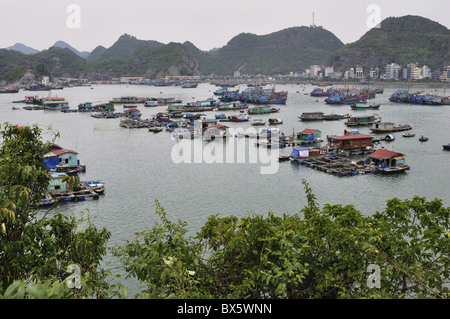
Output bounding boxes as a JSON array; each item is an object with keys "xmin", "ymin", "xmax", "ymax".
[{"xmin": 367, "ymin": 148, "xmax": 410, "ymax": 173}]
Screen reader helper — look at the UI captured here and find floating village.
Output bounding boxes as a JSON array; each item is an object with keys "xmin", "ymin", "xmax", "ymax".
[{"xmin": 8, "ymin": 82, "xmax": 450, "ymax": 206}]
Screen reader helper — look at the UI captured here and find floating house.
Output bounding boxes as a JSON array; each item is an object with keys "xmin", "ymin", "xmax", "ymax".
[
  {"xmin": 123, "ymin": 108, "xmax": 141, "ymax": 119},
  {"xmin": 79, "ymin": 102, "xmax": 115, "ymax": 112},
  {"xmin": 345, "ymin": 115, "xmax": 380, "ymax": 127},
  {"xmin": 290, "ymin": 147, "xmax": 322, "ymax": 159},
  {"xmin": 43, "ymin": 99, "xmax": 69, "ymax": 110},
  {"xmin": 327, "ymin": 134, "xmax": 374, "ymax": 150},
  {"xmin": 48, "ymin": 172, "xmax": 69, "ymax": 193},
  {"xmin": 94, "ymin": 103, "xmax": 115, "ymax": 112},
  {"xmin": 47, "ymin": 172, "xmax": 103, "ymax": 203},
  {"xmin": 203, "ymin": 124, "xmax": 228, "ymax": 140},
  {"xmin": 367, "ymin": 149, "xmax": 410, "ymax": 173},
  {"xmin": 44, "ymin": 145, "xmax": 86, "ymax": 175},
  {"xmin": 296, "ymin": 129, "xmax": 322, "ymax": 144},
  {"xmin": 110, "ymin": 96, "xmax": 147, "ymax": 104},
  {"xmin": 78, "ymin": 102, "xmax": 93, "ymax": 111}
]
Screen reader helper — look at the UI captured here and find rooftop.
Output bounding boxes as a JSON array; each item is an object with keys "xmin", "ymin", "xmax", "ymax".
[
  {"xmin": 329, "ymin": 134, "xmax": 373, "ymax": 141},
  {"xmin": 368, "ymin": 149, "xmax": 403, "ymax": 160}
]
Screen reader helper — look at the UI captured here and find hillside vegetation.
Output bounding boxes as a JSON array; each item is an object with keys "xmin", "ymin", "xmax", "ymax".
[{"xmin": 326, "ymin": 15, "xmax": 450, "ymax": 71}]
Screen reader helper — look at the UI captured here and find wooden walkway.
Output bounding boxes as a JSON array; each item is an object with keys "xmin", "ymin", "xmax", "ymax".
[{"xmin": 296, "ymin": 155, "xmax": 377, "ymax": 176}]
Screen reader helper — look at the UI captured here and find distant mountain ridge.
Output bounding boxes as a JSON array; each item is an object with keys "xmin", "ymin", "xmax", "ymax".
[
  {"xmin": 1, "ymin": 15, "xmax": 449, "ymax": 83},
  {"xmin": 0, "ymin": 40, "xmax": 199, "ymax": 84},
  {"xmin": 186, "ymin": 26, "xmax": 345, "ymax": 75},
  {"xmin": 6, "ymin": 43, "xmax": 40, "ymax": 55},
  {"xmin": 325, "ymin": 15, "xmax": 450, "ymax": 71},
  {"xmin": 52, "ymin": 41, "xmax": 90, "ymax": 59},
  {"xmin": 87, "ymin": 34, "xmax": 164, "ymax": 64}
]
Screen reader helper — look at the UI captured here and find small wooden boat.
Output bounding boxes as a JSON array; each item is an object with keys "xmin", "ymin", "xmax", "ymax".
[
  {"xmin": 419, "ymin": 136, "xmax": 428, "ymax": 142},
  {"xmin": 149, "ymin": 127, "xmax": 163, "ymax": 133},
  {"xmin": 443, "ymin": 144, "xmax": 450, "ymax": 150},
  {"xmin": 268, "ymin": 118, "xmax": 283, "ymax": 125},
  {"xmin": 402, "ymin": 132, "xmax": 415, "ymax": 137},
  {"xmin": 278, "ymin": 155, "xmax": 291, "ymax": 161},
  {"xmin": 251, "ymin": 119, "xmax": 266, "ymax": 126}
]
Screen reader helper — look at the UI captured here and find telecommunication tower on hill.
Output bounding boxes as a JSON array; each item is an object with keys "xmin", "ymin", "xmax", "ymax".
[{"xmin": 310, "ymin": 12, "xmax": 322, "ymax": 29}]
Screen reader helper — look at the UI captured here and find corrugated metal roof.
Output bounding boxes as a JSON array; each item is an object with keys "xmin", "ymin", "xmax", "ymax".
[
  {"xmin": 368, "ymin": 149, "xmax": 402, "ymax": 160},
  {"xmin": 52, "ymin": 149, "xmax": 78, "ymax": 155},
  {"xmin": 299, "ymin": 129, "xmax": 319, "ymax": 134},
  {"xmin": 329, "ymin": 134, "xmax": 373, "ymax": 141}
]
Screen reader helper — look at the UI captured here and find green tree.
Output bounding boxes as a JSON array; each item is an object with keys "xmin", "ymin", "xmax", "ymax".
[
  {"xmin": 0, "ymin": 123, "xmax": 120, "ymax": 298},
  {"xmin": 115, "ymin": 180, "xmax": 450, "ymax": 299}
]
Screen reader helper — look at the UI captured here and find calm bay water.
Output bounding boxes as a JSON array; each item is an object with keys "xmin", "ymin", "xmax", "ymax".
[{"xmin": 1, "ymin": 82, "xmax": 449, "ymax": 296}]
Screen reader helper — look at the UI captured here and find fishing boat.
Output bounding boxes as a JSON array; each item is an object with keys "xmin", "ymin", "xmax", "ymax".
[
  {"xmin": 228, "ymin": 115, "xmax": 248, "ymax": 122},
  {"xmin": 419, "ymin": 136, "xmax": 429, "ymax": 142},
  {"xmin": 350, "ymin": 102, "xmax": 381, "ymax": 110},
  {"xmin": 370, "ymin": 122, "xmax": 412, "ymax": 133},
  {"xmin": 443, "ymin": 144, "xmax": 450, "ymax": 150}
]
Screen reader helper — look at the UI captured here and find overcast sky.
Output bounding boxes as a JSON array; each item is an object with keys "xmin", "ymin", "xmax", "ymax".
[{"xmin": 1, "ymin": 0, "xmax": 449, "ymax": 52}]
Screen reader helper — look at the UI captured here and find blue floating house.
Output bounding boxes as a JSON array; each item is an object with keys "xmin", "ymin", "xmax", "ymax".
[
  {"xmin": 290, "ymin": 147, "xmax": 322, "ymax": 159},
  {"xmin": 296, "ymin": 129, "xmax": 322, "ymax": 144},
  {"xmin": 48, "ymin": 172, "xmax": 69, "ymax": 193},
  {"xmin": 44, "ymin": 144, "xmax": 86, "ymax": 175}
]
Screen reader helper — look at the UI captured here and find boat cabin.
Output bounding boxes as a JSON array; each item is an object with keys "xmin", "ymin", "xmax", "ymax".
[
  {"xmin": 248, "ymin": 106, "xmax": 271, "ymax": 114},
  {"xmin": 123, "ymin": 108, "xmax": 141, "ymax": 118},
  {"xmin": 327, "ymin": 134, "xmax": 373, "ymax": 150},
  {"xmin": 346, "ymin": 115, "xmax": 378, "ymax": 126},
  {"xmin": 299, "ymin": 112, "xmax": 324, "ymax": 120},
  {"xmin": 96, "ymin": 103, "xmax": 115, "ymax": 111}
]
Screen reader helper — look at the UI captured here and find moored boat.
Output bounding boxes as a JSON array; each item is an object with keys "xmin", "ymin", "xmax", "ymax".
[
  {"xmin": 268, "ymin": 118, "xmax": 283, "ymax": 125},
  {"xmin": 251, "ymin": 119, "xmax": 266, "ymax": 126},
  {"xmin": 350, "ymin": 102, "xmax": 381, "ymax": 110},
  {"xmin": 402, "ymin": 132, "xmax": 415, "ymax": 137},
  {"xmin": 370, "ymin": 122, "xmax": 412, "ymax": 133}
]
